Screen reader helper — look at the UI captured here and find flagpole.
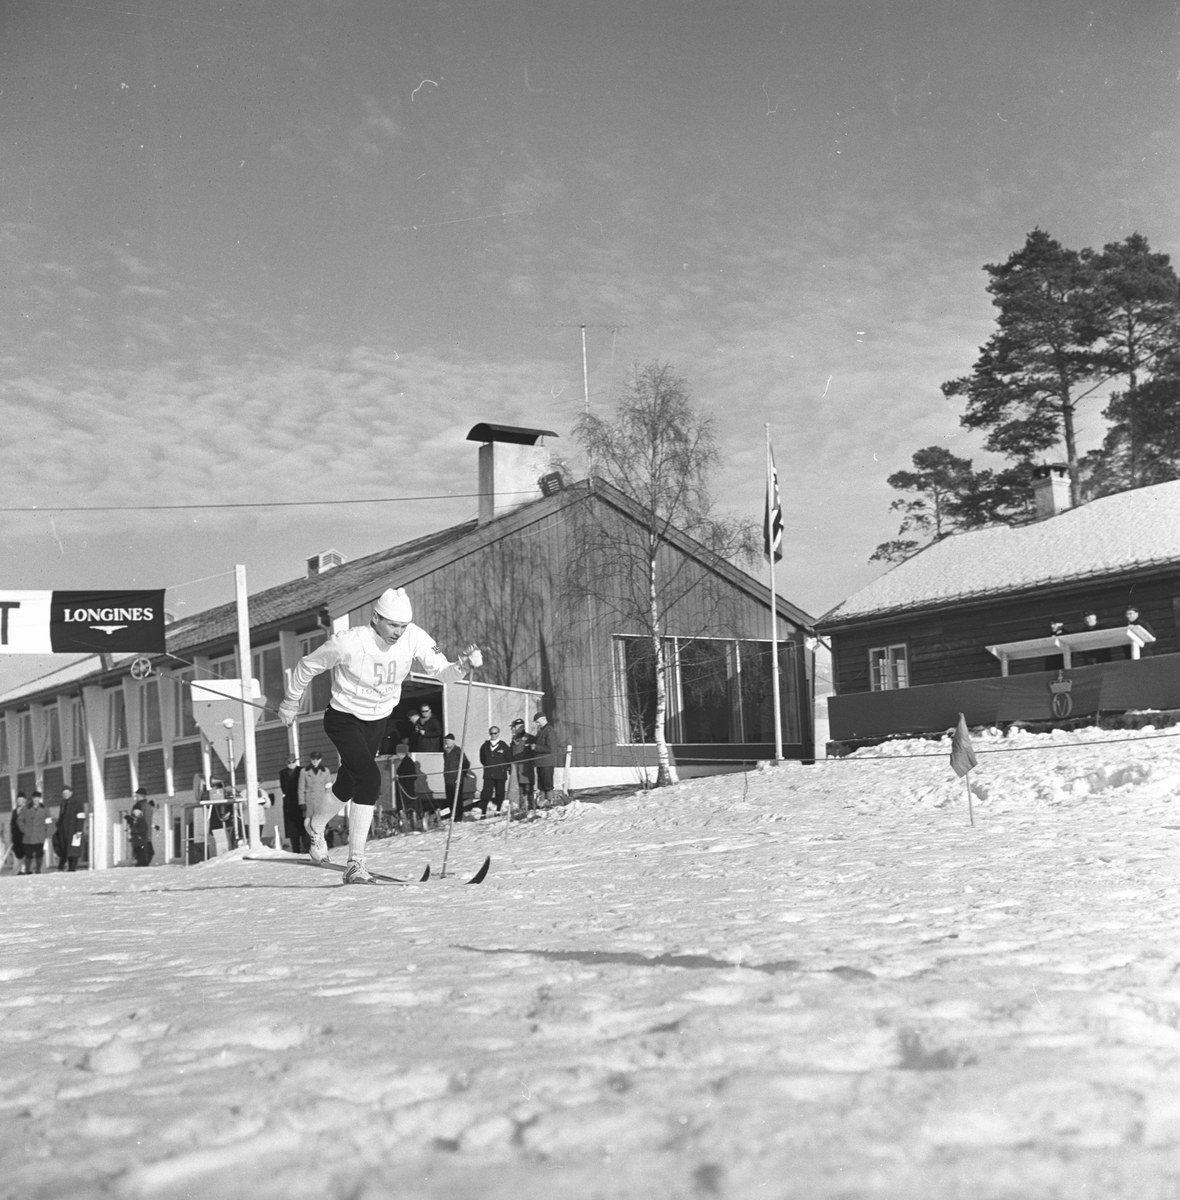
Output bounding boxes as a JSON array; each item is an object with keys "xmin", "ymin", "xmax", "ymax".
[
  {"xmin": 766, "ymin": 425, "xmax": 784, "ymax": 764},
  {"xmin": 965, "ymin": 770, "xmax": 974, "ymax": 827}
]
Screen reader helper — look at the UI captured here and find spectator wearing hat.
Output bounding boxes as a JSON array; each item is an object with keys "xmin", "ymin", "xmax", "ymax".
[
  {"xmin": 298, "ymin": 751, "xmax": 334, "ymax": 828},
  {"xmin": 279, "ymin": 754, "xmax": 306, "ymax": 853},
  {"xmin": 17, "ymin": 791, "xmax": 53, "ymax": 874},
  {"xmin": 278, "ymin": 585, "xmax": 480, "ymax": 884},
  {"xmin": 532, "ymin": 713, "xmax": 559, "ymax": 806},
  {"xmin": 52, "ymin": 787, "xmax": 88, "ymax": 872},
  {"xmin": 509, "ymin": 719, "xmax": 536, "ymax": 814},
  {"xmin": 442, "ymin": 733, "xmax": 472, "ymax": 821},
  {"xmin": 477, "ymin": 726, "xmax": 511, "ymax": 817}
]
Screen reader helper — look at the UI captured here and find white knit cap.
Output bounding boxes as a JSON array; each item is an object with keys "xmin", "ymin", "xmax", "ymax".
[{"xmin": 373, "ymin": 587, "xmax": 413, "ymax": 622}]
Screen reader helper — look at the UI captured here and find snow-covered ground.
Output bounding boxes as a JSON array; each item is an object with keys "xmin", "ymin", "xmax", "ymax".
[{"xmin": 5, "ymin": 725, "xmax": 1180, "ymax": 1200}]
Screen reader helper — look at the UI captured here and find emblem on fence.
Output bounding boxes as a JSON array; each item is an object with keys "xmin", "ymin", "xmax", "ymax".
[{"xmin": 1048, "ymin": 670, "xmax": 1074, "ymax": 718}]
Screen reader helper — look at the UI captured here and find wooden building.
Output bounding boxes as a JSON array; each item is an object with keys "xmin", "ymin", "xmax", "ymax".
[
  {"xmin": 817, "ymin": 476, "xmax": 1180, "ymax": 744},
  {"xmin": 0, "ymin": 427, "xmax": 814, "ymax": 868}
]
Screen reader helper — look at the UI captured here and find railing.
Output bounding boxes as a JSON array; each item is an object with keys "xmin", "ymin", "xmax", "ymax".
[{"xmin": 829, "ymin": 652, "xmax": 1180, "ymax": 742}]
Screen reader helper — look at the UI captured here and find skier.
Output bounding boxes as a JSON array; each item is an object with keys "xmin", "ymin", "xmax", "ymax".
[{"xmin": 278, "ymin": 587, "xmax": 480, "ymax": 884}]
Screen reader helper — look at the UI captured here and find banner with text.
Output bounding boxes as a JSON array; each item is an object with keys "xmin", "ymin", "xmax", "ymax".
[{"xmin": 0, "ymin": 590, "xmax": 167, "ymax": 654}]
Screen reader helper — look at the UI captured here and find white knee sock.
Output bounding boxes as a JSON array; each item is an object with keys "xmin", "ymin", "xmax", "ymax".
[{"xmin": 348, "ymin": 804, "xmax": 375, "ymax": 861}]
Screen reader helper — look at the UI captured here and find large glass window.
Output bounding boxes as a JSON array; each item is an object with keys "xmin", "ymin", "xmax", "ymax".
[
  {"xmin": 139, "ymin": 679, "xmax": 163, "ymax": 744},
  {"xmin": 70, "ymin": 699, "xmax": 84, "ymax": 759},
  {"xmin": 298, "ymin": 633, "xmax": 331, "ymax": 714},
  {"xmin": 19, "ymin": 712, "xmax": 34, "ymax": 768},
  {"xmin": 616, "ymin": 636, "xmax": 801, "ymax": 746},
  {"xmin": 106, "ymin": 690, "xmax": 127, "ymax": 750},
  {"xmin": 251, "ymin": 645, "xmax": 284, "ymax": 724},
  {"xmin": 171, "ymin": 670, "xmax": 199, "ymax": 738},
  {"xmin": 44, "ymin": 707, "xmax": 62, "ymax": 764},
  {"xmin": 677, "ymin": 639, "xmax": 735, "ymax": 743},
  {"xmin": 869, "ymin": 644, "xmax": 909, "ymax": 691},
  {"xmin": 616, "ymin": 636, "xmax": 659, "ymax": 743}
]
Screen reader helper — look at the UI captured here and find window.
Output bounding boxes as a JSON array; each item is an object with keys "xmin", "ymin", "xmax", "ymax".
[
  {"xmin": 676, "ymin": 639, "xmax": 735, "ymax": 744},
  {"xmin": 0, "ymin": 718, "xmax": 8, "ymax": 772},
  {"xmin": 869, "ymin": 644, "xmax": 909, "ymax": 691},
  {"xmin": 19, "ymin": 712, "xmax": 34, "ymax": 768},
  {"xmin": 251, "ymin": 645, "xmax": 284, "ymax": 724},
  {"xmin": 298, "ymin": 632, "xmax": 331, "ymax": 714},
  {"xmin": 43, "ymin": 707, "xmax": 62, "ymax": 764},
  {"xmin": 616, "ymin": 636, "xmax": 660, "ymax": 743},
  {"xmin": 106, "ymin": 689, "xmax": 127, "ymax": 750},
  {"xmin": 209, "ymin": 655, "xmax": 237, "ymax": 680},
  {"xmin": 70, "ymin": 699, "xmax": 85, "ymax": 759},
  {"xmin": 171, "ymin": 670, "xmax": 198, "ymax": 739},
  {"xmin": 139, "ymin": 679, "xmax": 162, "ymax": 745},
  {"xmin": 615, "ymin": 636, "xmax": 801, "ymax": 746}
]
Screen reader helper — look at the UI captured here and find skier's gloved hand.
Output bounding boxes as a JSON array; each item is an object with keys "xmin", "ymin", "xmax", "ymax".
[
  {"xmin": 463, "ymin": 645, "xmax": 483, "ymax": 670},
  {"xmin": 278, "ymin": 699, "xmax": 300, "ymax": 727}
]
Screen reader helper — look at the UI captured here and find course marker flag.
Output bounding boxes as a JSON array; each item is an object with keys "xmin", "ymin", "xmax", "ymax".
[{"xmin": 950, "ymin": 712, "xmax": 978, "ymax": 827}]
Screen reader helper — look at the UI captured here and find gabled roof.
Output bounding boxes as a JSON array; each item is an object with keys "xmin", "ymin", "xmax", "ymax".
[
  {"xmin": 164, "ymin": 519, "xmax": 478, "ymax": 654},
  {"xmin": 819, "ymin": 478, "xmax": 1180, "ymax": 629},
  {"xmin": 0, "ymin": 478, "xmax": 814, "ymax": 707}
]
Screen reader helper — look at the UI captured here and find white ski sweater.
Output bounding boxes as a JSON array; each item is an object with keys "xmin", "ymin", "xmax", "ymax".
[{"xmin": 286, "ymin": 623, "xmax": 462, "ymax": 721}]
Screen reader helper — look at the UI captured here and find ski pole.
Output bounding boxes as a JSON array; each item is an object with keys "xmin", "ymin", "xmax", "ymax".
[{"xmin": 440, "ymin": 659, "xmax": 477, "ymax": 879}]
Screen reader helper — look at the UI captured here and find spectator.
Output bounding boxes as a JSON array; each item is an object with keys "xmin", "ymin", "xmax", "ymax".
[
  {"xmin": 125, "ymin": 794, "xmax": 154, "ymax": 866},
  {"xmin": 442, "ymin": 733, "xmax": 472, "ymax": 820},
  {"xmin": 17, "ymin": 791, "xmax": 53, "ymax": 874},
  {"xmin": 52, "ymin": 787, "xmax": 88, "ymax": 872},
  {"xmin": 509, "ymin": 718, "xmax": 536, "ymax": 814},
  {"xmin": 415, "ymin": 704, "xmax": 443, "ymax": 752},
  {"xmin": 298, "ymin": 751, "xmax": 335, "ymax": 838},
  {"xmin": 279, "ymin": 755, "xmax": 306, "ymax": 853},
  {"xmin": 393, "ymin": 743, "xmax": 420, "ymax": 832},
  {"xmin": 477, "ymin": 726, "xmax": 511, "ymax": 818},
  {"xmin": 532, "ymin": 713, "xmax": 558, "ymax": 806},
  {"xmin": 10, "ymin": 792, "xmax": 27, "ymax": 874}
]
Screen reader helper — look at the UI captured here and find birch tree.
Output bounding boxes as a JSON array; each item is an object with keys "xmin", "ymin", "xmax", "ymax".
[{"xmin": 572, "ymin": 363, "xmax": 755, "ymax": 787}]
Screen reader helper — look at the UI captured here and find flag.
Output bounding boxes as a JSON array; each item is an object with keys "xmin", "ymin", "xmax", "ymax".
[
  {"xmin": 949, "ymin": 713, "xmax": 977, "ymax": 778},
  {"xmin": 764, "ymin": 444, "xmax": 783, "ymax": 564}
]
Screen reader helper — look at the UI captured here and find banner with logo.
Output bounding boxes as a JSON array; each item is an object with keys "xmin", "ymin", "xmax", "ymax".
[{"xmin": 0, "ymin": 590, "xmax": 166, "ymax": 654}]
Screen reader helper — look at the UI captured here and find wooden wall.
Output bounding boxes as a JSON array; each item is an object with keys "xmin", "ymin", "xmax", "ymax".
[
  {"xmin": 829, "ymin": 571, "xmax": 1180, "ymax": 695},
  {"xmin": 368, "ymin": 495, "xmax": 812, "ymax": 768}
]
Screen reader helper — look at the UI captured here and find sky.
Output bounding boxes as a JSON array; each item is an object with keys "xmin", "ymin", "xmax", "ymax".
[{"xmin": 3, "ymin": 0, "xmax": 1180, "ymax": 691}]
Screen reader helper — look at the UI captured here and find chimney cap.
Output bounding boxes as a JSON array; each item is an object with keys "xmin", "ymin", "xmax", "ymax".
[{"xmin": 466, "ymin": 423, "xmax": 558, "ymax": 446}]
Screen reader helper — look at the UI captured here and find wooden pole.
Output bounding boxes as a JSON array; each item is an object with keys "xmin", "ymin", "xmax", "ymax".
[
  {"xmin": 965, "ymin": 770, "xmax": 974, "ymax": 827},
  {"xmin": 440, "ymin": 670, "xmax": 476, "ymax": 878},
  {"xmin": 235, "ymin": 565, "xmax": 261, "ymax": 850},
  {"xmin": 766, "ymin": 427, "xmax": 784, "ymax": 763}
]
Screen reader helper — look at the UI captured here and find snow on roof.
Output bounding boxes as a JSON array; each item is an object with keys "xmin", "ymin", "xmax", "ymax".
[{"xmin": 820, "ymin": 479, "xmax": 1180, "ymax": 626}]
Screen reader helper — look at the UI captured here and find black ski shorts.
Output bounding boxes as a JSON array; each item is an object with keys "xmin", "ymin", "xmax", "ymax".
[{"xmin": 323, "ymin": 705, "xmax": 388, "ymax": 807}]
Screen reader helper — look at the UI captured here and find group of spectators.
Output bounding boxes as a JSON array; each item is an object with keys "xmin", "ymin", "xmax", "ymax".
[
  {"xmin": 274, "ymin": 710, "xmax": 563, "ymax": 843},
  {"xmin": 6, "ymin": 786, "xmax": 88, "ymax": 874}
]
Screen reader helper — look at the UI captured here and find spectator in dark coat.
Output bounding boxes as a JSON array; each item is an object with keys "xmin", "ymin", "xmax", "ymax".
[
  {"xmin": 509, "ymin": 719, "xmax": 536, "ymax": 812},
  {"xmin": 18, "ymin": 792, "xmax": 53, "ymax": 874},
  {"xmin": 10, "ymin": 792, "xmax": 27, "ymax": 873},
  {"xmin": 414, "ymin": 704, "xmax": 443, "ymax": 752},
  {"xmin": 126, "ymin": 795, "xmax": 154, "ymax": 866},
  {"xmin": 532, "ymin": 713, "xmax": 559, "ymax": 806},
  {"xmin": 442, "ymin": 734, "xmax": 472, "ymax": 820},
  {"xmin": 52, "ymin": 787, "xmax": 88, "ymax": 871},
  {"xmin": 477, "ymin": 726, "xmax": 511, "ymax": 817},
  {"xmin": 279, "ymin": 755, "xmax": 306, "ymax": 853},
  {"xmin": 393, "ymin": 743, "xmax": 420, "ymax": 831}
]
